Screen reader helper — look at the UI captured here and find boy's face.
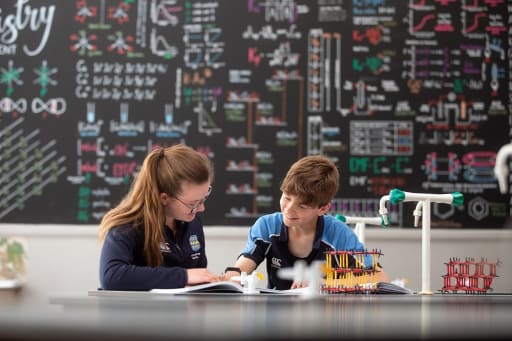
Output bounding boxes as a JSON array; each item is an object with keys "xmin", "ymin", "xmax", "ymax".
[{"xmin": 279, "ymin": 193, "xmax": 329, "ymax": 229}]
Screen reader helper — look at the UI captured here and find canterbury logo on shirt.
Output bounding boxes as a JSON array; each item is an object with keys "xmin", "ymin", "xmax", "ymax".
[
  {"xmin": 159, "ymin": 242, "xmax": 171, "ymax": 253},
  {"xmin": 271, "ymin": 257, "xmax": 282, "ymax": 268}
]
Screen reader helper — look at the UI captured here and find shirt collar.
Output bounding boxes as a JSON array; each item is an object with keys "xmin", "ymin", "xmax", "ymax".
[{"xmin": 279, "ymin": 215, "xmax": 325, "ymax": 250}]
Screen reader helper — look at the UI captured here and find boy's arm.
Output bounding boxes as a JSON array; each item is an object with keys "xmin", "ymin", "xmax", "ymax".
[
  {"xmin": 222, "ymin": 256, "xmax": 258, "ymax": 281},
  {"xmin": 375, "ymin": 265, "xmax": 391, "ymax": 283}
]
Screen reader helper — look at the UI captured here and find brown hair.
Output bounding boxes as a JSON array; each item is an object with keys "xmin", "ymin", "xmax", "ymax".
[
  {"xmin": 98, "ymin": 144, "xmax": 213, "ymax": 266},
  {"xmin": 280, "ymin": 155, "xmax": 339, "ymax": 207}
]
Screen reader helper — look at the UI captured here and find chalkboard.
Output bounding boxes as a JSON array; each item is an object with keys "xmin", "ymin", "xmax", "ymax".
[{"xmin": 0, "ymin": 0, "xmax": 510, "ymax": 228}]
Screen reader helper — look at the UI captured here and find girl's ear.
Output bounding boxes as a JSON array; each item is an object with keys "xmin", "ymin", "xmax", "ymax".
[{"xmin": 159, "ymin": 192, "xmax": 170, "ymax": 206}]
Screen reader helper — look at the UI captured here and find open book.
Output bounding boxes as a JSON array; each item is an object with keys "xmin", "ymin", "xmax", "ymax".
[
  {"xmin": 150, "ymin": 281, "xmax": 309, "ymax": 295},
  {"xmin": 374, "ymin": 281, "xmax": 415, "ymax": 294},
  {"xmin": 150, "ymin": 281, "xmax": 414, "ymax": 295}
]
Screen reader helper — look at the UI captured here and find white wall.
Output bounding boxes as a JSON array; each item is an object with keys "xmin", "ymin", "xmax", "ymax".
[{"xmin": 1, "ymin": 224, "xmax": 511, "ymax": 305}]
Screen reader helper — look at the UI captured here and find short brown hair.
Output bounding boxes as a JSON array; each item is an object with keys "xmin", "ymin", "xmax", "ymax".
[{"xmin": 280, "ymin": 155, "xmax": 339, "ymax": 207}]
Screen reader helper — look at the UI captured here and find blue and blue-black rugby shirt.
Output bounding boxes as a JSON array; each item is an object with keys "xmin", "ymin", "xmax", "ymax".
[{"xmin": 239, "ymin": 212, "xmax": 371, "ymax": 290}]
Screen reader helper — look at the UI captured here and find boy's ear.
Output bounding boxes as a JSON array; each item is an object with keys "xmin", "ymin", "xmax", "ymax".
[{"xmin": 318, "ymin": 203, "xmax": 331, "ymax": 215}]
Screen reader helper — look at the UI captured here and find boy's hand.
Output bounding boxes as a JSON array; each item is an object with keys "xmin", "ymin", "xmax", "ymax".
[
  {"xmin": 222, "ymin": 271, "xmax": 242, "ymax": 282},
  {"xmin": 290, "ymin": 280, "xmax": 308, "ymax": 289}
]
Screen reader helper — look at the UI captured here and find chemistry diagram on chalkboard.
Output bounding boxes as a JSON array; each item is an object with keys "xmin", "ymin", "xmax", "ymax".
[{"xmin": 0, "ymin": 0, "xmax": 509, "ymax": 227}]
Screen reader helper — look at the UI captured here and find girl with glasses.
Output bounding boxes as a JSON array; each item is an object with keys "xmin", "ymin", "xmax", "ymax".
[{"xmin": 99, "ymin": 144, "xmax": 218, "ymax": 291}]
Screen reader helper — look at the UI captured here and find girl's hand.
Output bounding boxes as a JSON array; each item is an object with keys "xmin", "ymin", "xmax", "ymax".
[{"xmin": 186, "ymin": 268, "xmax": 219, "ymax": 285}]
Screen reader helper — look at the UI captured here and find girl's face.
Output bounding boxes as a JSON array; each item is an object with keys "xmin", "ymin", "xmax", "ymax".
[
  {"xmin": 161, "ymin": 182, "xmax": 212, "ymax": 223},
  {"xmin": 279, "ymin": 192, "xmax": 329, "ymax": 230}
]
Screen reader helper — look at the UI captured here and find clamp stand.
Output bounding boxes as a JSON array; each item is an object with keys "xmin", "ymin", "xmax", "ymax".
[
  {"xmin": 335, "ymin": 214, "xmax": 385, "ymax": 244},
  {"xmin": 379, "ymin": 188, "xmax": 464, "ymax": 295}
]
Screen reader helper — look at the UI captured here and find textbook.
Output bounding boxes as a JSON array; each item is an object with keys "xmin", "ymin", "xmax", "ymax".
[
  {"xmin": 150, "ymin": 281, "xmax": 310, "ymax": 295},
  {"xmin": 151, "ymin": 281, "xmax": 255, "ymax": 294},
  {"xmin": 150, "ymin": 281, "xmax": 414, "ymax": 295},
  {"xmin": 374, "ymin": 281, "xmax": 415, "ymax": 294}
]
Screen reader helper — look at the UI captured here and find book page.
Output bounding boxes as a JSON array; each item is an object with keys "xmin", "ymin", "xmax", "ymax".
[
  {"xmin": 376, "ymin": 282, "xmax": 415, "ymax": 294},
  {"xmin": 150, "ymin": 281, "xmax": 244, "ymax": 294}
]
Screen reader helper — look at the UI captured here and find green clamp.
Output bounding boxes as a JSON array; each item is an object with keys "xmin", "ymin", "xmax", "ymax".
[
  {"xmin": 389, "ymin": 188, "xmax": 405, "ymax": 204},
  {"xmin": 335, "ymin": 214, "xmax": 346, "ymax": 222},
  {"xmin": 452, "ymin": 192, "xmax": 464, "ymax": 206}
]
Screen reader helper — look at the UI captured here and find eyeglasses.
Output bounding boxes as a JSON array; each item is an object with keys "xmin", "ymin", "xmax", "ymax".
[{"xmin": 174, "ymin": 186, "xmax": 212, "ymax": 214}]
